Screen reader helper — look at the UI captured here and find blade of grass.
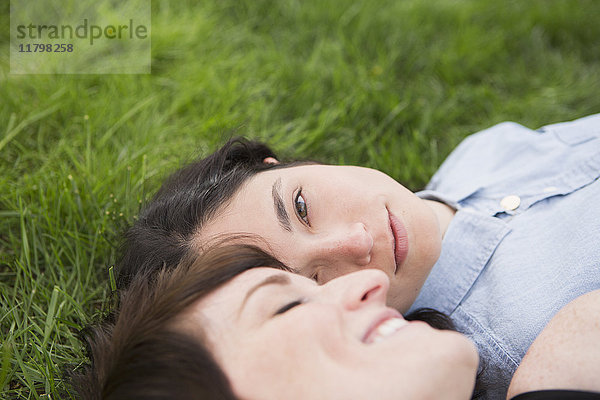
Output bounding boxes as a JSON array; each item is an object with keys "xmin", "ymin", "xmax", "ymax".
[
  {"xmin": 98, "ymin": 96, "xmax": 156, "ymax": 147},
  {"xmin": 0, "ymin": 104, "xmax": 62, "ymax": 153},
  {"xmin": 0, "ymin": 341, "xmax": 13, "ymax": 391},
  {"xmin": 42, "ymin": 287, "xmax": 59, "ymax": 348}
]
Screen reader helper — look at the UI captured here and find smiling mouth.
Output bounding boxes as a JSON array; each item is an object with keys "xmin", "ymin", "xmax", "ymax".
[
  {"xmin": 363, "ymin": 309, "xmax": 409, "ymax": 344},
  {"xmin": 388, "ymin": 209, "xmax": 409, "ymax": 275}
]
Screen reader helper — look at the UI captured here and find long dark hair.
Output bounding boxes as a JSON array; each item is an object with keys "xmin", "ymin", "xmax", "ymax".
[
  {"xmin": 116, "ymin": 138, "xmax": 283, "ymax": 288},
  {"xmin": 72, "ymin": 244, "xmax": 476, "ymax": 399}
]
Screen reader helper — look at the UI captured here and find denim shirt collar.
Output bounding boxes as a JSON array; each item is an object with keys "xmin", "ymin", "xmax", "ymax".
[{"xmin": 409, "ymin": 193, "xmax": 511, "ymax": 315}]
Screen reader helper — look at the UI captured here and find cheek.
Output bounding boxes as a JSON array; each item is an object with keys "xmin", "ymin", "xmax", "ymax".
[
  {"xmin": 224, "ymin": 318, "xmax": 350, "ymax": 399},
  {"xmin": 269, "ymin": 311, "xmax": 348, "ymax": 361},
  {"xmin": 226, "ymin": 312, "xmax": 348, "ymax": 378}
]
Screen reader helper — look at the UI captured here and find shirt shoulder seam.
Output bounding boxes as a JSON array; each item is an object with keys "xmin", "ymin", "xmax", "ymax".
[{"xmin": 456, "ymin": 307, "xmax": 520, "ymax": 369}]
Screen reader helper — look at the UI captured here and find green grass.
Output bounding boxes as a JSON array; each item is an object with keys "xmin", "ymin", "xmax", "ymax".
[{"xmin": 1, "ymin": 0, "xmax": 600, "ymax": 397}]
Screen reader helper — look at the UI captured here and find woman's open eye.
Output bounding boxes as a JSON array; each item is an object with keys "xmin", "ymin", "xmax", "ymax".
[
  {"xmin": 274, "ymin": 300, "xmax": 303, "ymax": 316},
  {"xmin": 294, "ymin": 190, "xmax": 309, "ymax": 226}
]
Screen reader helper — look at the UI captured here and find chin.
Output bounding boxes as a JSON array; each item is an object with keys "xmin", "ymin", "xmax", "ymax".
[{"xmin": 440, "ymin": 334, "xmax": 479, "ymax": 394}]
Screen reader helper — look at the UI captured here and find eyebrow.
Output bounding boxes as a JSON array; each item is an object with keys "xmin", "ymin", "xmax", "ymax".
[
  {"xmin": 272, "ymin": 178, "xmax": 292, "ymax": 232},
  {"xmin": 239, "ymin": 274, "xmax": 292, "ymax": 316}
]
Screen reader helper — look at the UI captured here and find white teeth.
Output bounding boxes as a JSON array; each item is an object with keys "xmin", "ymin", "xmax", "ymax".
[
  {"xmin": 377, "ymin": 321, "xmax": 398, "ymax": 336},
  {"xmin": 372, "ymin": 317, "xmax": 408, "ymax": 342}
]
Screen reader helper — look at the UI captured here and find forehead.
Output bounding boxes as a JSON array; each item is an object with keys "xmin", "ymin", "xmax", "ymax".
[
  {"xmin": 192, "ymin": 167, "xmax": 298, "ymax": 247},
  {"xmin": 243, "ymin": 163, "xmax": 347, "ymax": 191},
  {"xmin": 245, "ymin": 163, "xmax": 324, "ymax": 188},
  {"xmin": 186, "ymin": 268, "xmax": 307, "ymax": 346},
  {"xmin": 219, "ymin": 162, "xmax": 349, "ymax": 210},
  {"xmin": 181, "ymin": 268, "xmax": 279, "ymax": 330},
  {"xmin": 196, "ymin": 267, "xmax": 292, "ymax": 313}
]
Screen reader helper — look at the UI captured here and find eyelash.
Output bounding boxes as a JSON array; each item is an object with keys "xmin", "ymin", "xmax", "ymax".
[
  {"xmin": 294, "ymin": 189, "xmax": 310, "ymax": 226},
  {"xmin": 274, "ymin": 300, "xmax": 303, "ymax": 316}
]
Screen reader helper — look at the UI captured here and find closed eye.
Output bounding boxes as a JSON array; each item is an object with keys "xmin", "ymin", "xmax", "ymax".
[{"xmin": 274, "ymin": 300, "xmax": 303, "ymax": 316}]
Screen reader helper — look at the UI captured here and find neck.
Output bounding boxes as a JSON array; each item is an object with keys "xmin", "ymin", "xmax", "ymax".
[{"xmin": 423, "ymin": 199, "xmax": 455, "ymax": 238}]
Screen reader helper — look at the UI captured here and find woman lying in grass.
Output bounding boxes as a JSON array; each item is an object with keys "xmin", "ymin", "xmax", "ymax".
[
  {"xmin": 116, "ymin": 114, "xmax": 600, "ymax": 398},
  {"xmin": 74, "ymin": 244, "xmax": 600, "ymax": 400}
]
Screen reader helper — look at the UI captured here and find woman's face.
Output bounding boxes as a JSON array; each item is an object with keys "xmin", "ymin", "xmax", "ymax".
[
  {"xmin": 195, "ymin": 164, "xmax": 443, "ymax": 312},
  {"xmin": 178, "ymin": 268, "xmax": 478, "ymax": 400}
]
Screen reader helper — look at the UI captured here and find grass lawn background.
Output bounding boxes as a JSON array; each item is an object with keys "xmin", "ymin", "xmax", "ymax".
[{"xmin": 1, "ymin": 0, "xmax": 600, "ymax": 398}]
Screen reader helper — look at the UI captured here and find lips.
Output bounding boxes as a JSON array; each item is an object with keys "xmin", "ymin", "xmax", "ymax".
[
  {"xmin": 362, "ymin": 309, "xmax": 408, "ymax": 344},
  {"xmin": 388, "ymin": 210, "xmax": 409, "ymax": 275}
]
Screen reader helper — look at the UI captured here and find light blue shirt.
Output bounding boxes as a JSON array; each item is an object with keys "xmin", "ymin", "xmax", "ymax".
[{"xmin": 411, "ymin": 114, "xmax": 600, "ymax": 400}]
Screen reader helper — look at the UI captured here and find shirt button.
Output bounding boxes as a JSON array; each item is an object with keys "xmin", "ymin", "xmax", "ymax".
[{"xmin": 500, "ymin": 195, "xmax": 521, "ymax": 211}]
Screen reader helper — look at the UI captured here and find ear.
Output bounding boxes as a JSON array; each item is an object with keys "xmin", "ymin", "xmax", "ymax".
[{"xmin": 263, "ymin": 157, "xmax": 280, "ymax": 165}]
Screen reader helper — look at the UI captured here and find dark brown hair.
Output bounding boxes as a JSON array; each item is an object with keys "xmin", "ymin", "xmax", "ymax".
[
  {"xmin": 73, "ymin": 244, "xmax": 289, "ymax": 400},
  {"xmin": 116, "ymin": 138, "xmax": 280, "ymax": 288}
]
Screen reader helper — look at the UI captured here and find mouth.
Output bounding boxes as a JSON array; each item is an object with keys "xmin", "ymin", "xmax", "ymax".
[
  {"xmin": 362, "ymin": 309, "xmax": 409, "ymax": 344},
  {"xmin": 387, "ymin": 208, "xmax": 409, "ymax": 275}
]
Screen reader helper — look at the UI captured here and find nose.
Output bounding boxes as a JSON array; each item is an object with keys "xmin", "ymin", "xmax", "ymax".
[
  {"xmin": 323, "ymin": 269, "xmax": 389, "ymax": 311},
  {"xmin": 315, "ymin": 222, "xmax": 373, "ymax": 267}
]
